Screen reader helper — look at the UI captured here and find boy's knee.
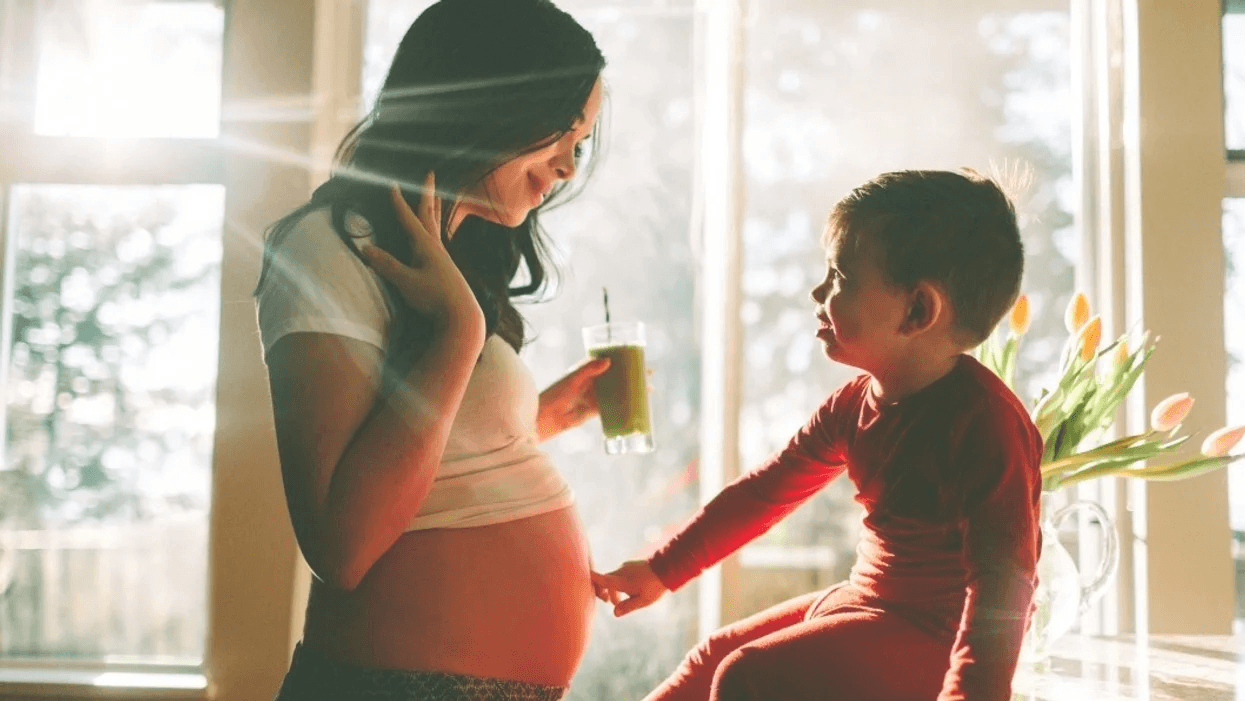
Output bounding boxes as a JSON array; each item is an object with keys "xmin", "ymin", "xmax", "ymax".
[
  {"xmin": 710, "ymin": 646, "xmax": 773, "ymax": 701},
  {"xmin": 683, "ymin": 630, "xmax": 739, "ymax": 674}
]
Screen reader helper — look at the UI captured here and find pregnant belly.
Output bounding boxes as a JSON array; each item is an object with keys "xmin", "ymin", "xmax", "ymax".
[{"xmin": 301, "ymin": 506, "xmax": 595, "ymax": 686}]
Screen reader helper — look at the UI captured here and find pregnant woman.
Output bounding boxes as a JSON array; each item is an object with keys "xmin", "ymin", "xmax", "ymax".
[{"xmin": 254, "ymin": 0, "xmax": 611, "ymax": 698}]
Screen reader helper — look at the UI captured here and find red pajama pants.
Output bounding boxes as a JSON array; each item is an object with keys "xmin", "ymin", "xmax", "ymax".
[{"xmin": 642, "ymin": 583, "xmax": 955, "ymax": 701}]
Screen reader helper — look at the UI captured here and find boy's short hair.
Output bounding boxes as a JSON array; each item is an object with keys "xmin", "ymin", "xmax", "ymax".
[{"xmin": 825, "ymin": 169, "xmax": 1024, "ymax": 346}]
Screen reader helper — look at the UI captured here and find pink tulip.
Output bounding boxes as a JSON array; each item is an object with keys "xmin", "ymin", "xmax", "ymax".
[
  {"xmin": 1065, "ymin": 292, "xmax": 1090, "ymax": 334},
  {"xmin": 1008, "ymin": 295, "xmax": 1031, "ymax": 336},
  {"xmin": 1150, "ymin": 392, "xmax": 1194, "ymax": 432},
  {"xmin": 1201, "ymin": 426, "xmax": 1245, "ymax": 457}
]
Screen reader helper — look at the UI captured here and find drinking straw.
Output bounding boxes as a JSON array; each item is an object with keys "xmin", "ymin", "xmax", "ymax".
[{"xmin": 602, "ymin": 287, "xmax": 611, "ymax": 342}]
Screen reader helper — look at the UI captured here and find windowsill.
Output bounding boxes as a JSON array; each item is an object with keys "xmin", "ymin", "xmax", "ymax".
[
  {"xmin": 1012, "ymin": 632, "xmax": 1244, "ymax": 700},
  {"xmin": 0, "ymin": 666, "xmax": 208, "ymax": 700}
]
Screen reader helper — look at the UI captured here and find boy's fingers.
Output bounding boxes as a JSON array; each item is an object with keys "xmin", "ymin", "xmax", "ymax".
[
  {"xmin": 614, "ymin": 597, "xmax": 643, "ymax": 617},
  {"xmin": 587, "ymin": 572, "xmax": 622, "ymax": 590}
]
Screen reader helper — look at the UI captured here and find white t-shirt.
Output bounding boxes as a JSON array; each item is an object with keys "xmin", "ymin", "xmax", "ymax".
[{"xmin": 255, "ymin": 207, "xmax": 574, "ymax": 530}]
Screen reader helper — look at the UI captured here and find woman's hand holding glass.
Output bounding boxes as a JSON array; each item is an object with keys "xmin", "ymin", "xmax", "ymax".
[
  {"xmin": 361, "ymin": 173, "xmax": 485, "ymax": 339},
  {"xmin": 536, "ymin": 356, "xmax": 613, "ymax": 442}
]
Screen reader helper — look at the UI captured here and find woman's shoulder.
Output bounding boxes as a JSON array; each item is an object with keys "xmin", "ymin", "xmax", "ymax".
[
  {"xmin": 257, "ymin": 204, "xmax": 391, "ymax": 356},
  {"xmin": 277, "ymin": 205, "xmax": 375, "ymax": 258}
]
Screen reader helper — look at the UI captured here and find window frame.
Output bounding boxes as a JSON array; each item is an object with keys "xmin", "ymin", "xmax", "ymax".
[
  {"xmin": 700, "ymin": 0, "xmax": 1239, "ymax": 639},
  {"xmin": 0, "ymin": 0, "xmax": 337, "ymax": 698},
  {"xmin": 1230, "ymin": 0, "xmax": 1245, "ymax": 197},
  {"xmin": 0, "ymin": 0, "xmax": 1239, "ymax": 698},
  {"xmin": 1111, "ymin": 0, "xmax": 1233, "ymax": 634}
]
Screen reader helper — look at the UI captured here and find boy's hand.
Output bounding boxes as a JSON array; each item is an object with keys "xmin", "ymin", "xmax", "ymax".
[{"xmin": 591, "ymin": 560, "xmax": 669, "ymax": 617}]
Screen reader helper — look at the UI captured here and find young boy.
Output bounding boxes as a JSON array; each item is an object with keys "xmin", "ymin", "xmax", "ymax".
[{"xmin": 592, "ymin": 169, "xmax": 1044, "ymax": 701}]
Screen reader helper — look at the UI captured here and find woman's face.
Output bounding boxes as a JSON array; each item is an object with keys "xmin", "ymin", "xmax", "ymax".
[{"xmin": 450, "ymin": 77, "xmax": 604, "ymax": 232}]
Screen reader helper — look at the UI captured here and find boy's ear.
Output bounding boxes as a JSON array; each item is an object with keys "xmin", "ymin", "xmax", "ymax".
[{"xmin": 902, "ymin": 281, "xmax": 946, "ymax": 335}]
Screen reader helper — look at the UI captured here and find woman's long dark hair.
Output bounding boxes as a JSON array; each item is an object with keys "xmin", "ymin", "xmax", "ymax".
[{"xmin": 256, "ymin": 0, "xmax": 605, "ymax": 370}]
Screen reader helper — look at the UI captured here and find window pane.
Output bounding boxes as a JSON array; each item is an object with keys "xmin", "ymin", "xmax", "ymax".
[
  {"xmin": 1226, "ymin": 13, "xmax": 1245, "ymax": 152},
  {"xmin": 0, "ymin": 184, "xmax": 224, "ymax": 663},
  {"xmin": 360, "ymin": 0, "xmax": 692, "ymax": 110},
  {"xmin": 361, "ymin": 1, "xmax": 429, "ymax": 112},
  {"xmin": 1224, "ymin": 200, "xmax": 1245, "ymax": 623},
  {"xmin": 525, "ymin": 6, "xmax": 699, "ymax": 696},
  {"xmin": 739, "ymin": 1, "xmax": 1075, "ymax": 616},
  {"xmin": 31, "ymin": 0, "xmax": 223, "ymax": 138},
  {"xmin": 362, "ymin": 2, "xmax": 700, "ymax": 697}
]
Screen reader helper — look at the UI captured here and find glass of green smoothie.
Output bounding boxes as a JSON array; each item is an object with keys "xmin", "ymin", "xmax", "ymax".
[{"xmin": 582, "ymin": 321, "xmax": 654, "ymax": 454}]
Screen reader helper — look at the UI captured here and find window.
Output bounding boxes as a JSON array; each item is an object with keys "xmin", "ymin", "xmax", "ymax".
[
  {"xmin": 520, "ymin": 4, "xmax": 704, "ymax": 695},
  {"xmin": 0, "ymin": 1, "xmax": 304, "ymax": 699},
  {"xmin": 1223, "ymin": 0, "xmax": 1245, "ymax": 624},
  {"xmin": 362, "ymin": 1, "xmax": 702, "ymax": 697},
  {"xmin": 2, "ymin": 0, "xmax": 1236, "ymax": 698},
  {"xmin": 1225, "ymin": 5, "xmax": 1244, "ymax": 154},
  {"xmin": 737, "ymin": 0, "xmax": 1075, "ymax": 617},
  {"xmin": 364, "ymin": 0, "xmax": 1079, "ymax": 693},
  {"xmin": 0, "ymin": 1, "xmax": 226, "ymax": 685},
  {"xmin": 1, "ymin": 185, "xmax": 223, "ymax": 664},
  {"xmin": 30, "ymin": 0, "xmax": 222, "ymax": 138}
]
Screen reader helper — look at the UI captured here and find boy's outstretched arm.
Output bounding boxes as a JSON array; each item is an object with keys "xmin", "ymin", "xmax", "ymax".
[{"xmin": 594, "ymin": 385, "xmax": 855, "ymax": 614}]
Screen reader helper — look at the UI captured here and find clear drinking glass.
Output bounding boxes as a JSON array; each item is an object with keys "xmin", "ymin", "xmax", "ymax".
[{"xmin": 582, "ymin": 321, "xmax": 654, "ymax": 454}]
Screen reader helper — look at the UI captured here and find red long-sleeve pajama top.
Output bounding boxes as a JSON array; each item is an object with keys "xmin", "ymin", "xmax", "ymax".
[{"xmin": 649, "ymin": 355, "xmax": 1044, "ymax": 700}]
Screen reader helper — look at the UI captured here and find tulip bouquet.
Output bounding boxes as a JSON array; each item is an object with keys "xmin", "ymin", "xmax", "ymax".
[{"xmin": 973, "ymin": 292, "xmax": 1245, "ymax": 492}]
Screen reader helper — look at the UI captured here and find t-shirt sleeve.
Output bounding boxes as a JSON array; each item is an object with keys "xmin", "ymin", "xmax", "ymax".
[
  {"xmin": 647, "ymin": 379, "xmax": 859, "ymax": 592},
  {"xmin": 255, "ymin": 209, "xmax": 390, "ymax": 356},
  {"xmin": 938, "ymin": 399, "xmax": 1044, "ymax": 701}
]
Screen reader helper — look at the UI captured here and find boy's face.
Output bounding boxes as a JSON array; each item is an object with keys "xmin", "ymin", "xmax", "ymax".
[{"xmin": 809, "ymin": 229, "xmax": 910, "ymax": 373}]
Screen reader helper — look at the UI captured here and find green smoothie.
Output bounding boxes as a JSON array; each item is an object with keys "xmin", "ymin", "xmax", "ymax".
[{"xmin": 589, "ymin": 343, "xmax": 652, "ymax": 438}]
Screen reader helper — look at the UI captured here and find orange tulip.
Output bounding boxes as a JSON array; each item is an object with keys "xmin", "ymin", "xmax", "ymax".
[
  {"xmin": 1077, "ymin": 315, "xmax": 1102, "ymax": 362},
  {"xmin": 1113, "ymin": 338, "xmax": 1130, "ymax": 372},
  {"xmin": 1150, "ymin": 392, "xmax": 1195, "ymax": 433},
  {"xmin": 1065, "ymin": 292, "xmax": 1090, "ymax": 334},
  {"xmin": 1008, "ymin": 295, "xmax": 1031, "ymax": 336},
  {"xmin": 1202, "ymin": 426, "xmax": 1245, "ymax": 457}
]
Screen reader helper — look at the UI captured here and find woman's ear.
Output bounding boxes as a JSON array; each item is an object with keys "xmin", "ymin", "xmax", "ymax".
[{"xmin": 902, "ymin": 281, "xmax": 947, "ymax": 336}]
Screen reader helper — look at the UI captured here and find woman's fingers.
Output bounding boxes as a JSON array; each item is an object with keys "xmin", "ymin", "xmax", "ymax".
[
  {"xmin": 581, "ymin": 355, "xmax": 611, "ymax": 378},
  {"xmin": 390, "ymin": 183, "xmax": 435, "ymax": 250},
  {"xmin": 432, "ymin": 174, "xmax": 443, "ymax": 235},
  {"xmin": 418, "ymin": 172, "xmax": 440, "ymax": 241},
  {"xmin": 360, "ymin": 246, "xmax": 419, "ymax": 292},
  {"xmin": 359, "ymin": 245, "xmax": 398, "ymax": 276}
]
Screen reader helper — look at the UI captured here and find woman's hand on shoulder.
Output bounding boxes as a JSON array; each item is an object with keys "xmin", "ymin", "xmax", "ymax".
[{"xmin": 360, "ymin": 173, "xmax": 485, "ymax": 339}]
